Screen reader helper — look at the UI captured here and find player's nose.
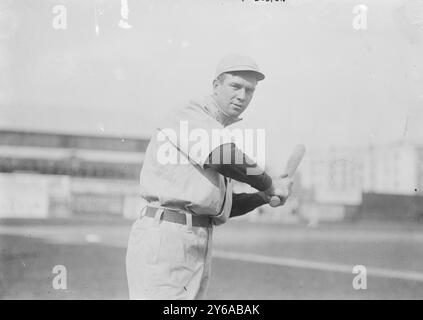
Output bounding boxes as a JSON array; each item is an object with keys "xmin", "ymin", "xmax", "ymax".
[{"xmin": 236, "ymin": 88, "xmax": 246, "ymax": 101}]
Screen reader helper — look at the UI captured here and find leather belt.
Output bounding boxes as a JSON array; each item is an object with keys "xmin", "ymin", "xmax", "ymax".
[{"xmin": 143, "ymin": 206, "xmax": 212, "ymax": 228}]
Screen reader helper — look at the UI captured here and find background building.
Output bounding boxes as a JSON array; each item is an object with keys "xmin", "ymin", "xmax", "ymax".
[
  {"xmin": 301, "ymin": 142, "xmax": 423, "ymax": 222},
  {"xmin": 0, "ymin": 130, "xmax": 148, "ymax": 219}
]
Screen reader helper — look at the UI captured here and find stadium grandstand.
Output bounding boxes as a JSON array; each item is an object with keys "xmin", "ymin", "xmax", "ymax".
[
  {"xmin": 0, "ymin": 130, "xmax": 148, "ymax": 180},
  {"xmin": 0, "ymin": 130, "xmax": 149, "ymax": 220}
]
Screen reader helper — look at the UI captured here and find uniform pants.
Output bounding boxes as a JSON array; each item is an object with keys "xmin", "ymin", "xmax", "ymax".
[{"xmin": 126, "ymin": 208, "xmax": 213, "ymax": 300}]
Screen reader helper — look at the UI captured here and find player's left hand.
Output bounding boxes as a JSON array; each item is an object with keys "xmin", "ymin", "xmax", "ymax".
[{"xmin": 262, "ymin": 174, "xmax": 294, "ymax": 206}]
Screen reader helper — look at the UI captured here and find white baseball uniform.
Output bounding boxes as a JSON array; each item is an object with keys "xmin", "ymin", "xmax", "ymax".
[{"xmin": 126, "ymin": 95, "xmax": 239, "ymax": 299}]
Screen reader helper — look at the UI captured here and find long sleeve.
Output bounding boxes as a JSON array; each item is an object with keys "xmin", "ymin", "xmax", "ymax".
[
  {"xmin": 203, "ymin": 143, "xmax": 272, "ymax": 191},
  {"xmin": 229, "ymin": 192, "xmax": 267, "ymax": 218}
]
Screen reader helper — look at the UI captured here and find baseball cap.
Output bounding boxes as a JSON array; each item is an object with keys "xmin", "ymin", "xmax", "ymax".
[{"xmin": 215, "ymin": 54, "xmax": 265, "ymax": 81}]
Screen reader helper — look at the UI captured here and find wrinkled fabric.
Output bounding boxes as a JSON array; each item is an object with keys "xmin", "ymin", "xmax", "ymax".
[
  {"xmin": 139, "ymin": 96, "xmax": 235, "ymax": 221},
  {"xmin": 126, "ymin": 209, "xmax": 213, "ymax": 300},
  {"xmin": 127, "ymin": 96, "xmax": 240, "ymax": 300}
]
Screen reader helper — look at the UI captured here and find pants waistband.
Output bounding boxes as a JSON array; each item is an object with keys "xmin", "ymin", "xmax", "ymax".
[{"xmin": 143, "ymin": 206, "xmax": 212, "ymax": 228}]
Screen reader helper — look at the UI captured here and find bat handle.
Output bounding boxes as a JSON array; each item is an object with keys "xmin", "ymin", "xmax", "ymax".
[
  {"xmin": 269, "ymin": 196, "xmax": 281, "ymax": 207},
  {"xmin": 268, "ymin": 174, "xmax": 289, "ymax": 207}
]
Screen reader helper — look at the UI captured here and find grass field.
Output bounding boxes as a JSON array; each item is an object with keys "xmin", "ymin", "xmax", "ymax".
[{"xmin": 1, "ymin": 218, "xmax": 423, "ymax": 299}]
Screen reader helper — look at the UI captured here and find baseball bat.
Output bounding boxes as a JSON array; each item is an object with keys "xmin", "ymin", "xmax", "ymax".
[{"xmin": 269, "ymin": 144, "xmax": 306, "ymax": 207}]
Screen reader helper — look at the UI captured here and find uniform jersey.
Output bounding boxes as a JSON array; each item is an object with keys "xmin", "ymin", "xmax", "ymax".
[{"xmin": 139, "ymin": 95, "xmax": 241, "ymax": 225}]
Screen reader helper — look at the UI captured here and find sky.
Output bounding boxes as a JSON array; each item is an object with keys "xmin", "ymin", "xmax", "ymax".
[{"xmin": 0, "ymin": 0, "xmax": 422, "ymax": 168}]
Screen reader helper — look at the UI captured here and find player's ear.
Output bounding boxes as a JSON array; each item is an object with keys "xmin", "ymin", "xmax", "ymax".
[{"xmin": 212, "ymin": 78, "xmax": 220, "ymax": 90}]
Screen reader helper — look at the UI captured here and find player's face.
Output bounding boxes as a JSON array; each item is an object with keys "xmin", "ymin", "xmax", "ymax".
[{"xmin": 213, "ymin": 72, "xmax": 258, "ymax": 117}]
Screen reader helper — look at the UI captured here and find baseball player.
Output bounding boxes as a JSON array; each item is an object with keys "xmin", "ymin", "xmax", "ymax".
[{"xmin": 126, "ymin": 54, "xmax": 293, "ymax": 300}]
